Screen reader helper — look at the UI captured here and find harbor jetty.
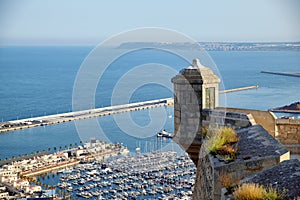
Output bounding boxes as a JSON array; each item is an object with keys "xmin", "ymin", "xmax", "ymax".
[
  {"xmin": 261, "ymin": 70, "xmax": 300, "ymax": 78},
  {"xmin": 0, "ymin": 98, "xmax": 174, "ymax": 133},
  {"xmin": 0, "ymin": 85, "xmax": 260, "ymax": 133},
  {"xmin": 219, "ymin": 85, "xmax": 259, "ymax": 94}
]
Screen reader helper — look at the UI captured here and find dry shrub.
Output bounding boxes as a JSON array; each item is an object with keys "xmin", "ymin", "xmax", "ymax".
[
  {"xmin": 233, "ymin": 183, "xmax": 286, "ymax": 200},
  {"xmin": 217, "ymin": 145, "xmax": 235, "ymax": 155},
  {"xmin": 219, "ymin": 172, "xmax": 232, "ymax": 189},
  {"xmin": 220, "ymin": 126, "xmax": 238, "ymax": 143},
  {"xmin": 233, "ymin": 183, "xmax": 265, "ymax": 200},
  {"xmin": 219, "ymin": 172, "xmax": 240, "ymax": 193},
  {"xmin": 205, "ymin": 126, "xmax": 238, "ymax": 161}
]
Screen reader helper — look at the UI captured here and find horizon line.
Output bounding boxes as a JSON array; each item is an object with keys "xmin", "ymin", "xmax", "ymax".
[{"xmin": 1, "ymin": 41, "xmax": 300, "ymax": 47}]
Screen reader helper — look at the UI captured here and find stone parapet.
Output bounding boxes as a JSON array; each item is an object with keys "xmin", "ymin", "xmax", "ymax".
[
  {"xmin": 202, "ymin": 109, "xmax": 254, "ymax": 130},
  {"xmin": 217, "ymin": 107, "xmax": 276, "ymax": 137},
  {"xmin": 239, "ymin": 159, "xmax": 300, "ymax": 200},
  {"xmin": 276, "ymin": 118, "xmax": 300, "ymax": 154},
  {"xmin": 192, "ymin": 125, "xmax": 289, "ymax": 200}
]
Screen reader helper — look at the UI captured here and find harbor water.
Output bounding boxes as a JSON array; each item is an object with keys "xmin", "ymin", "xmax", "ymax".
[{"xmin": 0, "ymin": 46, "xmax": 299, "ymax": 159}]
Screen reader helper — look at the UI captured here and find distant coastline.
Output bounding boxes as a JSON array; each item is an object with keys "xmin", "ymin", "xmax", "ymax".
[
  {"xmin": 118, "ymin": 42, "xmax": 300, "ymax": 51},
  {"xmin": 270, "ymin": 102, "xmax": 300, "ymax": 113},
  {"xmin": 1, "ymin": 42, "xmax": 299, "ymax": 51}
]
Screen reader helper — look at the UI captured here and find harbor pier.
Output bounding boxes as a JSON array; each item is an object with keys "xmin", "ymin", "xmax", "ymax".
[
  {"xmin": 0, "ymin": 85, "xmax": 260, "ymax": 133},
  {"xmin": 261, "ymin": 71, "xmax": 300, "ymax": 78},
  {"xmin": 219, "ymin": 85, "xmax": 259, "ymax": 94},
  {"xmin": 0, "ymin": 98, "xmax": 174, "ymax": 133}
]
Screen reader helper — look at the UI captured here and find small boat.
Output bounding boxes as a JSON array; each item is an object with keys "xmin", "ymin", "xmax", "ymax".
[
  {"xmin": 157, "ymin": 129, "xmax": 173, "ymax": 138},
  {"xmin": 57, "ymin": 168, "xmax": 72, "ymax": 174}
]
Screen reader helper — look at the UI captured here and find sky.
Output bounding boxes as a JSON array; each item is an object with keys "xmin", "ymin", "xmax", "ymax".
[{"xmin": 0, "ymin": 0, "xmax": 299, "ymax": 45}]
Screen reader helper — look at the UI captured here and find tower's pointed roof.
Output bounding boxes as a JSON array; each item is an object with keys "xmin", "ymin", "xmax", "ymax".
[{"xmin": 172, "ymin": 58, "xmax": 220, "ymax": 84}]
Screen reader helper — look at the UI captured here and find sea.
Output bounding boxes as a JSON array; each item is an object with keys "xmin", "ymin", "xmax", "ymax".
[{"xmin": 0, "ymin": 46, "xmax": 299, "ymax": 160}]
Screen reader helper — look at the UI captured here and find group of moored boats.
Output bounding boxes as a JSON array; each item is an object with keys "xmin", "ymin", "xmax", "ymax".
[{"xmin": 52, "ymin": 151, "xmax": 195, "ymax": 199}]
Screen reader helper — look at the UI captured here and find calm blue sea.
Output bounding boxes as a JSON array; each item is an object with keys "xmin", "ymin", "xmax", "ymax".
[{"xmin": 0, "ymin": 46, "xmax": 299, "ymax": 159}]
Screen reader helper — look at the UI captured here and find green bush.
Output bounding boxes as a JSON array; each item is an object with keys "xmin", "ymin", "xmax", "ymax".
[
  {"xmin": 206, "ymin": 133, "xmax": 226, "ymax": 154},
  {"xmin": 263, "ymin": 186, "xmax": 285, "ymax": 200},
  {"xmin": 205, "ymin": 127, "xmax": 238, "ymax": 161},
  {"xmin": 220, "ymin": 127, "xmax": 238, "ymax": 144}
]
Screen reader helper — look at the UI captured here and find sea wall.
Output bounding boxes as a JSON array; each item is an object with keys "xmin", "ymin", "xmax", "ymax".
[{"xmin": 276, "ymin": 118, "xmax": 300, "ymax": 154}]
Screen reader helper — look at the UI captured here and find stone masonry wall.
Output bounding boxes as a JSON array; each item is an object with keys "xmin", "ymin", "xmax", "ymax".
[
  {"xmin": 202, "ymin": 109, "xmax": 255, "ymax": 130},
  {"xmin": 192, "ymin": 151, "xmax": 214, "ymax": 200},
  {"xmin": 276, "ymin": 118, "xmax": 300, "ymax": 154},
  {"xmin": 217, "ymin": 107, "xmax": 276, "ymax": 137}
]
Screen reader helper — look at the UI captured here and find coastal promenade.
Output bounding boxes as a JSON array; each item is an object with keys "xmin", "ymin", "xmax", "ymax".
[
  {"xmin": 20, "ymin": 149, "xmax": 117, "ymax": 177},
  {"xmin": 21, "ymin": 160, "xmax": 80, "ymax": 177}
]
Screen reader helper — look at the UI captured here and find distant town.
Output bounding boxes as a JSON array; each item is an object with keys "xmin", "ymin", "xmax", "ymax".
[{"xmin": 118, "ymin": 42, "xmax": 300, "ymax": 51}]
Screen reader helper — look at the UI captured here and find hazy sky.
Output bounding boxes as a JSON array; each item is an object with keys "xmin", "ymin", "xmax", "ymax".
[{"xmin": 0, "ymin": 0, "xmax": 299, "ymax": 45}]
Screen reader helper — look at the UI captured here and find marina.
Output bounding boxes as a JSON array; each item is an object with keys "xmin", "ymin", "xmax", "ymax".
[
  {"xmin": 38, "ymin": 151, "xmax": 196, "ymax": 199},
  {"xmin": 0, "ymin": 139, "xmax": 132, "ymax": 199}
]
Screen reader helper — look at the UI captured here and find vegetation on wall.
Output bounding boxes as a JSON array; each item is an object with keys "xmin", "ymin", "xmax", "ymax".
[
  {"xmin": 233, "ymin": 183, "xmax": 286, "ymax": 200},
  {"xmin": 219, "ymin": 172, "xmax": 240, "ymax": 193},
  {"xmin": 204, "ymin": 126, "xmax": 238, "ymax": 162}
]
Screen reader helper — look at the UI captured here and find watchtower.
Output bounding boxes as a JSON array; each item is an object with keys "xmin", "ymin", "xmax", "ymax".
[{"xmin": 171, "ymin": 58, "xmax": 220, "ymax": 164}]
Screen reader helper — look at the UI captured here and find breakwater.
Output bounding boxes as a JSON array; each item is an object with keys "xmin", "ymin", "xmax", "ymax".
[
  {"xmin": 0, "ymin": 98, "xmax": 174, "ymax": 133},
  {"xmin": 0, "ymin": 85, "xmax": 260, "ymax": 133},
  {"xmin": 219, "ymin": 85, "xmax": 259, "ymax": 94},
  {"xmin": 261, "ymin": 71, "xmax": 300, "ymax": 78}
]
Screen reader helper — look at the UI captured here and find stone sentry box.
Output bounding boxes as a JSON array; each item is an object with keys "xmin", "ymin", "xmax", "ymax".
[
  {"xmin": 171, "ymin": 59, "xmax": 290, "ymax": 200},
  {"xmin": 171, "ymin": 58, "xmax": 220, "ymax": 164}
]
